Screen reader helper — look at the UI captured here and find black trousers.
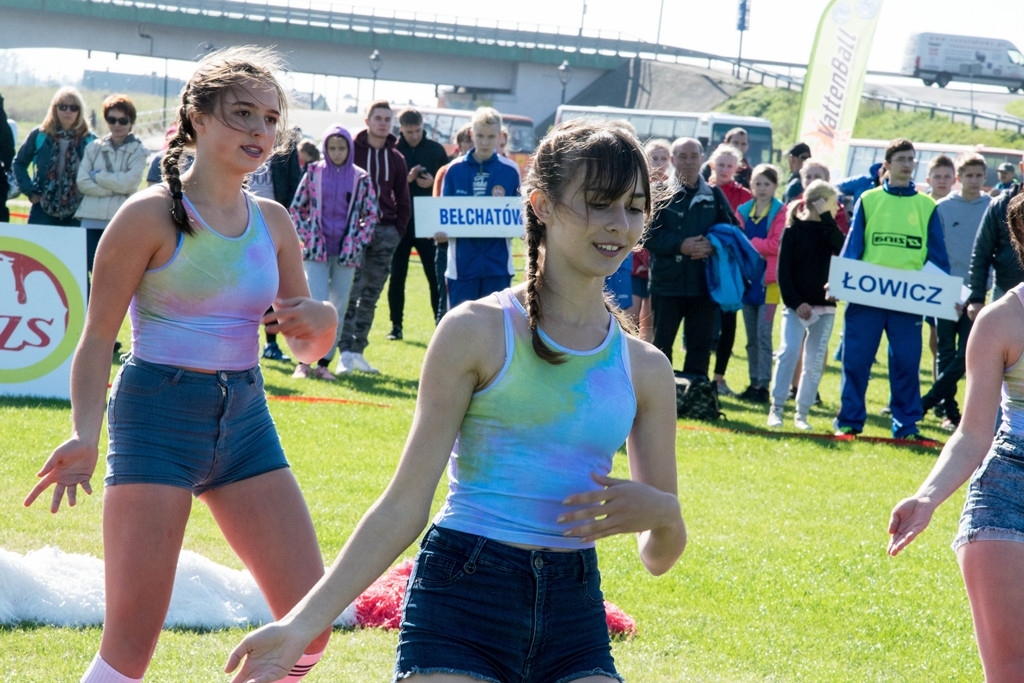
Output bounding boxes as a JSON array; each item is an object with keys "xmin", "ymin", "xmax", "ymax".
[
  {"xmin": 387, "ymin": 223, "xmax": 439, "ymax": 328},
  {"xmin": 651, "ymin": 293, "xmax": 718, "ymax": 378}
]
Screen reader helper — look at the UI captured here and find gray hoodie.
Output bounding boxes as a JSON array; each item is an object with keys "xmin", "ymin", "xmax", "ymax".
[{"xmin": 936, "ymin": 192, "xmax": 991, "ymax": 280}]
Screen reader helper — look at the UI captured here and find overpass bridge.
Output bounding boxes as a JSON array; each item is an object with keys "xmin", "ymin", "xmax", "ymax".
[{"xmin": 0, "ymin": 0, "xmax": 742, "ymax": 125}]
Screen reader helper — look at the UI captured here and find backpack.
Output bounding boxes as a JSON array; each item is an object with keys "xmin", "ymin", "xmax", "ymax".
[{"xmin": 674, "ymin": 373, "xmax": 724, "ymax": 421}]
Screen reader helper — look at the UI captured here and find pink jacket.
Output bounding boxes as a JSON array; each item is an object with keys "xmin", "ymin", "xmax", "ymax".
[
  {"xmin": 735, "ymin": 199, "xmax": 787, "ymax": 286},
  {"xmin": 290, "ymin": 164, "xmax": 378, "ymax": 266}
]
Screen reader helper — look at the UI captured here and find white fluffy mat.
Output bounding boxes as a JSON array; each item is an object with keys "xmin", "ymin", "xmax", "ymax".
[{"xmin": 0, "ymin": 547, "xmax": 357, "ymax": 630}]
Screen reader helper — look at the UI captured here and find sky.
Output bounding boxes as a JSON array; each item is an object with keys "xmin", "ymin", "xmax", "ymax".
[{"xmin": 8, "ymin": 0, "xmax": 1024, "ymax": 106}]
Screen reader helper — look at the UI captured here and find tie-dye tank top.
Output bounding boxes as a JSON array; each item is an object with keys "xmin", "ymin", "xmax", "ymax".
[
  {"xmin": 129, "ymin": 192, "xmax": 279, "ymax": 371},
  {"xmin": 999, "ymin": 285, "xmax": 1024, "ymax": 434},
  {"xmin": 433, "ymin": 288, "xmax": 637, "ymax": 549}
]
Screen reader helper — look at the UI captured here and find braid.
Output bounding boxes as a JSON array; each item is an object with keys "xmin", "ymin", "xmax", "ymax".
[
  {"xmin": 523, "ymin": 206, "xmax": 566, "ymax": 364},
  {"xmin": 163, "ymin": 111, "xmax": 195, "ymax": 235}
]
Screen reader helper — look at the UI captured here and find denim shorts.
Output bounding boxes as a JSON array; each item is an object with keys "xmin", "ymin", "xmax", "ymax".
[
  {"xmin": 953, "ymin": 433, "xmax": 1024, "ymax": 551},
  {"xmin": 395, "ymin": 525, "xmax": 622, "ymax": 683},
  {"xmin": 105, "ymin": 355, "xmax": 288, "ymax": 496}
]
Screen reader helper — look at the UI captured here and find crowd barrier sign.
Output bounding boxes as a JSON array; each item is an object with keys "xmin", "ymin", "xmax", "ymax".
[
  {"xmin": 828, "ymin": 256, "xmax": 962, "ymax": 321},
  {"xmin": 0, "ymin": 222, "xmax": 86, "ymax": 400}
]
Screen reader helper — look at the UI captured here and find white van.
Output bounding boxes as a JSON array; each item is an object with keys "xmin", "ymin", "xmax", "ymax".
[{"xmin": 901, "ymin": 32, "xmax": 1024, "ymax": 92}]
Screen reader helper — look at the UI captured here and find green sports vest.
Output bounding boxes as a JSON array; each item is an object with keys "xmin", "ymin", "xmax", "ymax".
[{"xmin": 859, "ymin": 187, "xmax": 935, "ymax": 270}]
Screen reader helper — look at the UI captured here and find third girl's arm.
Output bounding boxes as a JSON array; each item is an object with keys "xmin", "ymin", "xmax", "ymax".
[{"xmin": 888, "ymin": 301, "xmax": 1018, "ymax": 555}]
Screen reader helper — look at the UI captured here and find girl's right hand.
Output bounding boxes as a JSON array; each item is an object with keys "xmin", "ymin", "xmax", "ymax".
[
  {"xmin": 225, "ymin": 622, "xmax": 308, "ymax": 683},
  {"xmin": 23, "ymin": 438, "xmax": 98, "ymax": 513},
  {"xmin": 809, "ymin": 197, "xmax": 828, "ymax": 216},
  {"xmin": 795, "ymin": 303, "xmax": 813, "ymax": 320},
  {"xmin": 886, "ymin": 496, "xmax": 936, "ymax": 556}
]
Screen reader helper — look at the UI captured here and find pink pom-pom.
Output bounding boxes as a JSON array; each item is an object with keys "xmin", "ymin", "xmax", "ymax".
[{"xmin": 604, "ymin": 600, "xmax": 638, "ymax": 639}]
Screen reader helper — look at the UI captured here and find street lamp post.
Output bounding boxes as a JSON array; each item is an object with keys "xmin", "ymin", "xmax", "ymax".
[
  {"xmin": 369, "ymin": 49, "xmax": 382, "ymax": 101},
  {"xmin": 557, "ymin": 60, "xmax": 572, "ymax": 105}
]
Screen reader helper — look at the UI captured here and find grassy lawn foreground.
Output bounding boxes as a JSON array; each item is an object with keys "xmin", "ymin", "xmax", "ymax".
[{"xmin": 2, "ymin": 270, "xmax": 978, "ymax": 682}]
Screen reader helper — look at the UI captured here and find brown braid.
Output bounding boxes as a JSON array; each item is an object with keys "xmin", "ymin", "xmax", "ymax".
[
  {"xmin": 523, "ymin": 203, "xmax": 566, "ymax": 364},
  {"xmin": 163, "ymin": 109, "xmax": 195, "ymax": 235}
]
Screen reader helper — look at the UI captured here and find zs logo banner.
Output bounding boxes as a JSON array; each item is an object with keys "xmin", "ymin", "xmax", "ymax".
[{"xmin": 0, "ymin": 230, "xmax": 86, "ymax": 398}]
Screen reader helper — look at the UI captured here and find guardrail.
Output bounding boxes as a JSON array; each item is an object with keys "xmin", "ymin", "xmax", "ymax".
[
  {"xmin": 860, "ymin": 92, "xmax": 1024, "ymax": 134},
  {"xmin": 78, "ymin": 0, "xmax": 1024, "ymax": 135}
]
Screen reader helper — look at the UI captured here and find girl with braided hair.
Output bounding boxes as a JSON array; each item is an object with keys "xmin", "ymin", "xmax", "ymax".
[
  {"xmin": 25, "ymin": 47, "xmax": 336, "ymax": 682},
  {"xmin": 226, "ymin": 119, "xmax": 686, "ymax": 683}
]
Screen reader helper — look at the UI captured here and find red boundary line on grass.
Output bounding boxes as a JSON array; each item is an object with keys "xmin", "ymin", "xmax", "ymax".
[
  {"xmin": 107, "ymin": 383, "xmax": 392, "ymax": 408},
  {"xmin": 676, "ymin": 423, "xmax": 943, "ymax": 448},
  {"xmin": 267, "ymin": 395, "xmax": 392, "ymax": 409}
]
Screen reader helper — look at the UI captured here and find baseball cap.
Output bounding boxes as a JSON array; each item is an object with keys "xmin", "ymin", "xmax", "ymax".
[{"xmin": 998, "ymin": 162, "xmax": 1015, "ymax": 172}]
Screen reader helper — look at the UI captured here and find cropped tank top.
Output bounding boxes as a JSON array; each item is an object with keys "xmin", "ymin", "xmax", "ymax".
[
  {"xmin": 433, "ymin": 288, "xmax": 638, "ymax": 549},
  {"xmin": 999, "ymin": 285, "xmax": 1024, "ymax": 434},
  {"xmin": 129, "ymin": 192, "xmax": 279, "ymax": 371}
]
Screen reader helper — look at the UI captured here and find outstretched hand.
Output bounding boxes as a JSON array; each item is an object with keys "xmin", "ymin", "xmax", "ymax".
[
  {"xmin": 225, "ymin": 622, "xmax": 308, "ymax": 683},
  {"xmin": 887, "ymin": 496, "xmax": 936, "ymax": 557},
  {"xmin": 262, "ymin": 297, "xmax": 336, "ymax": 340},
  {"xmin": 558, "ymin": 472, "xmax": 673, "ymax": 543},
  {"xmin": 24, "ymin": 438, "xmax": 98, "ymax": 513}
]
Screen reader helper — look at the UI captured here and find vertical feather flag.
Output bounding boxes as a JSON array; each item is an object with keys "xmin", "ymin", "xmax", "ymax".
[{"xmin": 796, "ymin": 0, "xmax": 885, "ymax": 178}]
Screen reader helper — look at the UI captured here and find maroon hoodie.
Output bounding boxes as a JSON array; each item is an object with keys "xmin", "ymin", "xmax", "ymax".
[{"xmin": 353, "ymin": 129, "xmax": 411, "ymax": 237}]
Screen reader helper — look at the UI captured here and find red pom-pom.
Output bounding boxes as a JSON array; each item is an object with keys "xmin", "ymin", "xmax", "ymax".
[
  {"xmin": 604, "ymin": 600, "xmax": 638, "ymax": 639},
  {"xmin": 352, "ymin": 559, "xmax": 638, "ymax": 640},
  {"xmin": 353, "ymin": 559, "xmax": 413, "ymax": 630}
]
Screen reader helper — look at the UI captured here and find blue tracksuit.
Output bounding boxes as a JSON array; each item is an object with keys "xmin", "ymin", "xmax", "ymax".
[
  {"xmin": 441, "ymin": 149, "xmax": 521, "ymax": 308},
  {"xmin": 835, "ymin": 180, "xmax": 950, "ymax": 437}
]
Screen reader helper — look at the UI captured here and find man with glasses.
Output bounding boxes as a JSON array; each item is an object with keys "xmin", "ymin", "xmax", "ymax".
[
  {"xmin": 833, "ymin": 138, "xmax": 950, "ymax": 440},
  {"xmin": 783, "ymin": 142, "xmax": 811, "ymax": 203}
]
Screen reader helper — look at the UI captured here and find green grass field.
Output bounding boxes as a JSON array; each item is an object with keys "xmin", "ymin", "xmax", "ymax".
[{"xmin": 2, "ymin": 264, "xmax": 979, "ymax": 682}]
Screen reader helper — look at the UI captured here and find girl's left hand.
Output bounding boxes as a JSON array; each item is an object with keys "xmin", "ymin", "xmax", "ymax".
[
  {"xmin": 558, "ymin": 472, "xmax": 676, "ymax": 543},
  {"xmin": 262, "ymin": 297, "xmax": 336, "ymax": 340}
]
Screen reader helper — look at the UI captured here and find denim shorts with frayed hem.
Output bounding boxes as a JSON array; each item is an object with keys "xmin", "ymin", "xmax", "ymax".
[
  {"xmin": 953, "ymin": 433, "xmax": 1024, "ymax": 552},
  {"xmin": 105, "ymin": 355, "xmax": 288, "ymax": 497},
  {"xmin": 394, "ymin": 525, "xmax": 623, "ymax": 683}
]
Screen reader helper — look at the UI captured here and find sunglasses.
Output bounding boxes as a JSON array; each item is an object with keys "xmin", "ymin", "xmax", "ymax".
[
  {"xmin": 57, "ymin": 103, "xmax": 80, "ymax": 113},
  {"xmin": 106, "ymin": 116, "xmax": 131, "ymax": 126}
]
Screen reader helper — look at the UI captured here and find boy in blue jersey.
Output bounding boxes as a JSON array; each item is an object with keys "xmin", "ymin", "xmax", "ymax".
[
  {"xmin": 834, "ymin": 138, "xmax": 950, "ymax": 440},
  {"xmin": 438, "ymin": 107, "xmax": 521, "ymax": 309}
]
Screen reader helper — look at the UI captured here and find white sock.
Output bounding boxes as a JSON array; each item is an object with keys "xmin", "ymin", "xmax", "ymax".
[
  {"xmin": 81, "ymin": 654, "xmax": 143, "ymax": 683},
  {"xmin": 280, "ymin": 648, "xmax": 325, "ymax": 681}
]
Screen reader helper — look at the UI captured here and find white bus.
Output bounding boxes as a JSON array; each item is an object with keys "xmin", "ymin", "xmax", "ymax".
[{"xmin": 554, "ymin": 105, "xmax": 774, "ymax": 166}]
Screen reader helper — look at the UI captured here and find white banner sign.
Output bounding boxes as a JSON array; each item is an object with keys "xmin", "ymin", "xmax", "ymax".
[
  {"xmin": 414, "ymin": 196, "xmax": 524, "ymax": 238},
  {"xmin": 0, "ymin": 222, "xmax": 87, "ymax": 400},
  {"xmin": 828, "ymin": 256, "xmax": 962, "ymax": 321}
]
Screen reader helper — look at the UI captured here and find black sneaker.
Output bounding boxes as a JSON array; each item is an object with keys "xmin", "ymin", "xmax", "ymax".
[
  {"xmin": 261, "ymin": 341, "xmax": 290, "ymax": 362},
  {"xmin": 386, "ymin": 326, "xmax": 403, "ymax": 341},
  {"xmin": 787, "ymin": 386, "xmax": 797, "ymax": 401},
  {"xmin": 738, "ymin": 385, "xmax": 759, "ymax": 402},
  {"xmin": 754, "ymin": 387, "xmax": 770, "ymax": 404}
]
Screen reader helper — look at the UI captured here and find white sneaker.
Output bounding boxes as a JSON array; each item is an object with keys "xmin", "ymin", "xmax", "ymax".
[
  {"xmin": 794, "ymin": 414, "xmax": 813, "ymax": 431},
  {"xmin": 767, "ymin": 406, "xmax": 783, "ymax": 428},
  {"xmin": 348, "ymin": 352, "xmax": 380, "ymax": 374},
  {"xmin": 335, "ymin": 351, "xmax": 354, "ymax": 374}
]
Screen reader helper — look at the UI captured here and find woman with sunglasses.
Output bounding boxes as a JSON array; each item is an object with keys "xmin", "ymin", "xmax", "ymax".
[
  {"xmin": 76, "ymin": 94, "xmax": 149, "ymax": 273},
  {"xmin": 13, "ymin": 86, "xmax": 95, "ymax": 227}
]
